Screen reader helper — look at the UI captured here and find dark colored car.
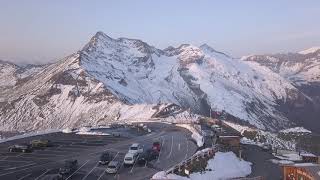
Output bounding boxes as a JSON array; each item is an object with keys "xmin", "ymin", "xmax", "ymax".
[
  {"xmin": 137, "ymin": 149, "xmax": 159, "ymax": 166},
  {"xmin": 152, "ymin": 141, "xmax": 161, "ymax": 152},
  {"xmin": 99, "ymin": 152, "xmax": 113, "ymax": 165},
  {"xmin": 59, "ymin": 160, "xmax": 78, "ymax": 176},
  {"xmin": 30, "ymin": 139, "xmax": 52, "ymax": 148},
  {"xmin": 8, "ymin": 144, "xmax": 32, "ymax": 153},
  {"xmin": 262, "ymin": 143, "xmax": 272, "ymax": 151}
]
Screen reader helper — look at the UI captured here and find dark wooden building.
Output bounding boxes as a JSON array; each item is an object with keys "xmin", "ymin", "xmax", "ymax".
[{"xmin": 282, "ymin": 163, "xmax": 320, "ymax": 180}]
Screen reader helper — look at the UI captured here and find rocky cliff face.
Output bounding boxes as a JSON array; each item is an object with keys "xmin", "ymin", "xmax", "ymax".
[
  {"xmin": 243, "ymin": 48, "xmax": 320, "ymax": 132},
  {"xmin": 0, "ymin": 32, "xmax": 315, "ymax": 132}
]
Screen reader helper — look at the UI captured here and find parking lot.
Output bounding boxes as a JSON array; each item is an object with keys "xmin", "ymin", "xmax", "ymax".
[{"xmin": 0, "ymin": 123, "xmax": 198, "ymax": 180}]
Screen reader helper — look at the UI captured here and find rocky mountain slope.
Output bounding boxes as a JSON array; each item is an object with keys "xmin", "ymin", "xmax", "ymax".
[
  {"xmin": 0, "ymin": 32, "xmax": 316, "ymax": 132},
  {"xmin": 243, "ymin": 48, "xmax": 320, "ymax": 132},
  {"xmin": 0, "ymin": 60, "xmax": 46, "ymax": 89}
]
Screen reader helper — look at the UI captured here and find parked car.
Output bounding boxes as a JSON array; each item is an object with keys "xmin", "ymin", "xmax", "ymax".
[
  {"xmin": 128, "ymin": 143, "xmax": 143, "ymax": 154},
  {"xmin": 99, "ymin": 152, "xmax": 113, "ymax": 165},
  {"xmin": 211, "ymin": 125, "xmax": 222, "ymax": 132},
  {"xmin": 124, "ymin": 152, "xmax": 138, "ymax": 165},
  {"xmin": 59, "ymin": 159, "xmax": 78, "ymax": 176},
  {"xmin": 152, "ymin": 141, "xmax": 161, "ymax": 152},
  {"xmin": 112, "ymin": 132, "xmax": 121, "ymax": 137},
  {"xmin": 106, "ymin": 161, "xmax": 121, "ymax": 174},
  {"xmin": 8, "ymin": 144, "xmax": 32, "ymax": 153},
  {"xmin": 137, "ymin": 149, "xmax": 159, "ymax": 166},
  {"xmin": 262, "ymin": 143, "xmax": 272, "ymax": 151},
  {"xmin": 30, "ymin": 139, "xmax": 52, "ymax": 148}
]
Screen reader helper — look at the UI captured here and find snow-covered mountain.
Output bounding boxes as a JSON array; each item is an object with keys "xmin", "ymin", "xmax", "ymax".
[
  {"xmin": 0, "ymin": 60, "xmax": 46, "ymax": 88},
  {"xmin": 0, "ymin": 32, "xmax": 315, "ymax": 132},
  {"xmin": 242, "ymin": 48, "xmax": 320, "ymax": 133},
  {"xmin": 243, "ymin": 49, "xmax": 320, "ymax": 85}
]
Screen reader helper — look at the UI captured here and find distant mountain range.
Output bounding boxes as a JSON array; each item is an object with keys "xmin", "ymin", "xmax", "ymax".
[{"xmin": 0, "ymin": 32, "xmax": 319, "ymax": 133}]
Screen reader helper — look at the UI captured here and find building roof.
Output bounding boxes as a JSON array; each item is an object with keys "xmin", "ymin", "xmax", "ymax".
[
  {"xmin": 300, "ymin": 152, "xmax": 317, "ymax": 157},
  {"xmin": 283, "ymin": 163, "xmax": 320, "ymax": 178}
]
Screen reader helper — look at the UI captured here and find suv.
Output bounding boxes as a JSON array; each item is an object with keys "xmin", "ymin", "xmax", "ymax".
[
  {"xmin": 8, "ymin": 144, "xmax": 32, "ymax": 153},
  {"xmin": 137, "ymin": 149, "xmax": 159, "ymax": 166},
  {"xmin": 99, "ymin": 152, "xmax": 113, "ymax": 165},
  {"xmin": 59, "ymin": 160, "xmax": 78, "ymax": 176},
  {"xmin": 106, "ymin": 161, "xmax": 121, "ymax": 174},
  {"xmin": 30, "ymin": 139, "xmax": 52, "ymax": 148},
  {"xmin": 152, "ymin": 141, "xmax": 161, "ymax": 152},
  {"xmin": 128, "ymin": 143, "xmax": 143, "ymax": 155},
  {"xmin": 124, "ymin": 152, "xmax": 138, "ymax": 165}
]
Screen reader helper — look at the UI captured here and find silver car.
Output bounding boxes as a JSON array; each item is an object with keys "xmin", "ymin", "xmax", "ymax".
[{"xmin": 106, "ymin": 161, "xmax": 121, "ymax": 174}]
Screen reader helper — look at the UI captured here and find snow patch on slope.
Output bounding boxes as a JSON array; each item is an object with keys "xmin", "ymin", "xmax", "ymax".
[{"xmin": 299, "ymin": 47, "xmax": 320, "ymax": 54}]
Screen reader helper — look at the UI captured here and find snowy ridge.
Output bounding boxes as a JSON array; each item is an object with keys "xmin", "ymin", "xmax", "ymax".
[
  {"xmin": 299, "ymin": 46, "xmax": 320, "ymax": 55},
  {"xmin": 0, "ymin": 31, "xmax": 311, "ymax": 132},
  {"xmin": 279, "ymin": 127, "xmax": 311, "ymax": 134},
  {"xmin": 243, "ymin": 52, "xmax": 320, "ymax": 85}
]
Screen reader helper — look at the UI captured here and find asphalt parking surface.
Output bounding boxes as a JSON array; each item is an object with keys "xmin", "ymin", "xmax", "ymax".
[
  {"xmin": 0, "ymin": 123, "xmax": 198, "ymax": 180},
  {"xmin": 242, "ymin": 144, "xmax": 282, "ymax": 180}
]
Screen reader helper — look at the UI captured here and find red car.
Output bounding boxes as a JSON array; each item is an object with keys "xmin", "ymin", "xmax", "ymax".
[{"xmin": 152, "ymin": 141, "xmax": 161, "ymax": 152}]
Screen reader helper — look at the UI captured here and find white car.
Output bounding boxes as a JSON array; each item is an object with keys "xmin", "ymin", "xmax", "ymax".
[
  {"xmin": 128, "ymin": 143, "xmax": 143, "ymax": 154},
  {"xmin": 124, "ymin": 152, "xmax": 138, "ymax": 165}
]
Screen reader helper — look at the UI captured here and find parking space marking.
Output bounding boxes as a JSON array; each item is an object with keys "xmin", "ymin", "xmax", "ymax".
[
  {"xmin": 167, "ymin": 135, "xmax": 174, "ymax": 159},
  {"xmin": 88, "ymin": 148, "xmax": 112, "ymax": 156},
  {"xmin": 156, "ymin": 136, "xmax": 165, "ymax": 163},
  {"xmin": 0, "ymin": 154, "xmax": 80, "ymax": 177},
  {"xmin": 35, "ymin": 168, "xmax": 51, "ymax": 180},
  {"xmin": 0, "ymin": 156, "xmax": 8, "ymax": 160},
  {"xmin": 97, "ymin": 166, "xmax": 110, "ymax": 180},
  {"xmin": 17, "ymin": 173, "xmax": 32, "ymax": 180},
  {"xmin": 115, "ymin": 161, "xmax": 125, "ymax": 178},
  {"xmin": 130, "ymin": 153, "xmax": 140, "ymax": 173},
  {"xmin": 82, "ymin": 162, "xmax": 98, "ymax": 180},
  {"xmin": 184, "ymin": 138, "xmax": 189, "ymax": 159},
  {"xmin": 65, "ymin": 159, "xmax": 91, "ymax": 180},
  {"xmin": 15, "ymin": 153, "xmax": 23, "ymax": 157},
  {"xmin": 0, "ymin": 160, "xmax": 32, "ymax": 163},
  {"xmin": 3, "ymin": 163, "xmax": 36, "ymax": 171},
  {"xmin": 0, "ymin": 164, "xmax": 10, "ymax": 168}
]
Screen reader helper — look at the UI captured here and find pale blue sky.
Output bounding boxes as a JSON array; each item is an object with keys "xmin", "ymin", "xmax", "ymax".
[{"xmin": 1, "ymin": 0, "xmax": 320, "ymax": 64}]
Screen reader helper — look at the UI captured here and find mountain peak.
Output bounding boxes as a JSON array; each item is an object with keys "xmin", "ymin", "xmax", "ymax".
[
  {"xmin": 200, "ymin": 43, "xmax": 214, "ymax": 51},
  {"xmin": 200, "ymin": 43, "xmax": 230, "ymax": 58},
  {"xmin": 93, "ymin": 31, "xmax": 113, "ymax": 40}
]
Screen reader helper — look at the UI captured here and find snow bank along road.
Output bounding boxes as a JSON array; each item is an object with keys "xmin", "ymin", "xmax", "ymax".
[{"xmin": 0, "ymin": 123, "xmax": 198, "ymax": 180}]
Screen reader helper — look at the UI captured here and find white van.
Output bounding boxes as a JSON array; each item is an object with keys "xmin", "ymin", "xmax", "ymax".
[{"xmin": 128, "ymin": 143, "xmax": 143, "ymax": 155}]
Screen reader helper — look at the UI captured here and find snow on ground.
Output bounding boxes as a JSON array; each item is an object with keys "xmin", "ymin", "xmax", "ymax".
[
  {"xmin": 299, "ymin": 47, "xmax": 320, "ymax": 54},
  {"xmin": 62, "ymin": 128, "xmax": 74, "ymax": 133},
  {"xmin": 240, "ymin": 137, "xmax": 258, "ymax": 145},
  {"xmin": 270, "ymin": 159, "xmax": 294, "ymax": 165},
  {"xmin": 279, "ymin": 127, "xmax": 311, "ymax": 134},
  {"xmin": 76, "ymin": 131, "xmax": 111, "ymax": 136},
  {"xmin": 225, "ymin": 121, "xmax": 297, "ymax": 150},
  {"xmin": 273, "ymin": 152, "xmax": 302, "ymax": 161},
  {"xmin": 0, "ymin": 129, "xmax": 60, "ymax": 143},
  {"xmin": 176, "ymin": 124, "xmax": 204, "ymax": 147},
  {"xmin": 223, "ymin": 121, "xmax": 255, "ymax": 134},
  {"xmin": 153, "ymin": 152, "xmax": 252, "ymax": 180}
]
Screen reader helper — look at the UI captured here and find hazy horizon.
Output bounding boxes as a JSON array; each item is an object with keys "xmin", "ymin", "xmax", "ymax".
[{"xmin": 1, "ymin": 0, "xmax": 320, "ymax": 64}]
